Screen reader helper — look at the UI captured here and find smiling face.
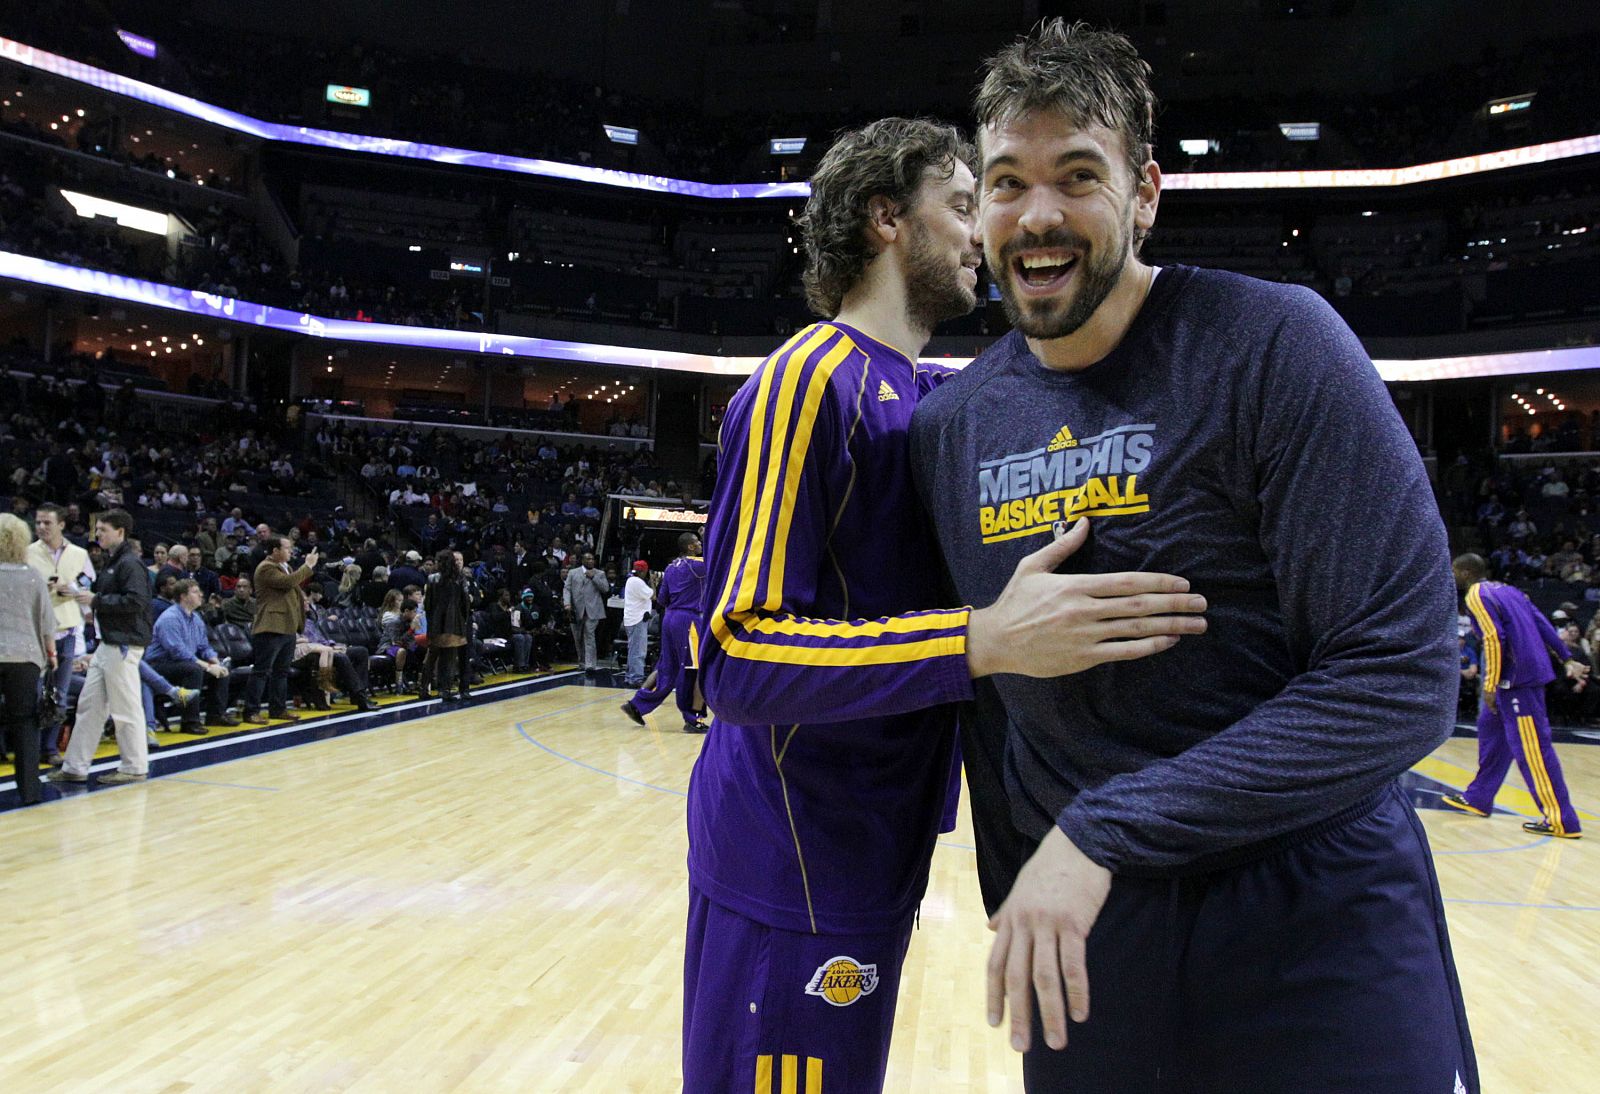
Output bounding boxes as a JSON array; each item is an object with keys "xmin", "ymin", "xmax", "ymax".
[
  {"xmin": 900, "ymin": 160, "xmax": 983, "ymax": 334},
  {"xmin": 979, "ymin": 109, "xmax": 1158, "ymax": 341}
]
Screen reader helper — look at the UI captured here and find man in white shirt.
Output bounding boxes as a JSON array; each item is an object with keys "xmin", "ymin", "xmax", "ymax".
[
  {"xmin": 27, "ymin": 503, "xmax": 92, "ymax": 764},
  {"xmin": 621, "ymin": 560, "xmax": 654, "ymax": 686}
]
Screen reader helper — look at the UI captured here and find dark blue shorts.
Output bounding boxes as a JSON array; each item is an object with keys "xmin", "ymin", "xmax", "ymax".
[
  {"xmin": 682, "ymin": 885, "xmax": 915, "ymax": 1093},
  {"xmin": 1023, "ymin": 783, "xmax": 1478, "ymax": 1093}
]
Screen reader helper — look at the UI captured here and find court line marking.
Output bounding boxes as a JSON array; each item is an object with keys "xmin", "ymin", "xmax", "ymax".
[
  {"xmin": 0, "ymin": 674, "xmax": 587, "ymax": 812},
  {"xmin": 0, "ymin": 671, "xmax": 585, "ymax": 794},
  {"xmin": 163, "ymin": 776, "xmax": 281, "ymax": 792},
  {"xmin": 516, "ymin": 698, "xmax": 691, "ymax": 798},
  {"xmin": 514, "ymin": 713, "xmax": 998, "ymax": 851},
  {"xmin": 518, "ymin": 726, "xmax": 1593, "ymax": 889},
  {"xmin": 1444, "ymin": 898, "xmax": 1600, "ymax": 913}
]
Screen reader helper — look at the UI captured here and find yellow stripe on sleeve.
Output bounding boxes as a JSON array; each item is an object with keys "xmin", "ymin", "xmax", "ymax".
[
  {"xmin": 762, "ymin": 337, "xmax": 858, "ymax": 610},
  {"xmin": 719, "ymin": 631, "xmax": 965, "ymax": 667},
  {"xmin": 1465, "ymin": 585, "xmax": 1501, "ymax": 691},
  {"xmin": 711, "ymin": 326, "xmax": 834, "ymax": 647},
  {"xmin": 741, "ymin": 609, "xmax": 971, "ymax": 640}
]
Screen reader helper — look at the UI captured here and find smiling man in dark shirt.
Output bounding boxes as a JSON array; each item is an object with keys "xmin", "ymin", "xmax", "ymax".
[{"xmin": 912, "ymin": 19, "xmax": 1476, "ymax": 1094}]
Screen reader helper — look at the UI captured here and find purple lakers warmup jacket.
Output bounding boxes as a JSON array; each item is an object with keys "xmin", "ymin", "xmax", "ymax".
[
  {"xmin": 656, "ymin": 555, "xmax": 707, "ymax": 615},
  {"xmin": 1462, "ymin": 580, "xmax": 1573, "ymax": 691},
  {"xmin": 688, "ymin": 321, "xmax": 975, "ymax": 935}
]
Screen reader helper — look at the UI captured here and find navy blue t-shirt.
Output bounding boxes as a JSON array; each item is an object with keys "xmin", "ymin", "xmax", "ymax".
[{"xmin": 911, "ymin": 265, "xmax": 1457, "ymax": 878}]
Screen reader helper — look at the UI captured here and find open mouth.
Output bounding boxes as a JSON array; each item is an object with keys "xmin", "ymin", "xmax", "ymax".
[{"xmin": 1013, "ymin": 251, "xmax": 1080, "ymax": 293}]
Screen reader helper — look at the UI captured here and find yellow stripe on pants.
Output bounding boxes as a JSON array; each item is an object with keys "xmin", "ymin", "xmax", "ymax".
[{"xmin": 1520, "ymin": 715, "xmax": 1565, "ymax": 834}]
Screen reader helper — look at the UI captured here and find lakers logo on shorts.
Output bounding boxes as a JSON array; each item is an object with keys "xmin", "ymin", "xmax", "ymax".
[{"xmin": 804, "ymin": 955, "xmax": 879, "ymax": 1007}]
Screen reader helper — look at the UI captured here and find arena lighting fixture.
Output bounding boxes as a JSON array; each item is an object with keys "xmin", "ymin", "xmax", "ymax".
[
  {"xmin": 60, "ymin": 189, "xmax": 169, "ymax": 235},
  {"xmin": 602, "ymin": 125, "xmax": 639, "ymax": 146},
  {"xmin": 5, "ymin": 250, "xmax": 1598, "ymax": 382},
  {"xmin": 325, "ymin": 85, "xmax": 371, "ymax": 108},
  {"xmin": 115, "ymin": 29, "xmax": 157, "ymax": 59},
  {"xmin": 7, "ymin": 37, "xmax": 1597, "ymax": 197}
]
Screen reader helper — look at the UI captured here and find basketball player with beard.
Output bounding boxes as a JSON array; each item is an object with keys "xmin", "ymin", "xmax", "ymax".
[
  {"xmin": 912, "ymin": 20, "xmax": 1477, "ymax": 1093},
  {"xmin": 683, "ymin": 118, "xmax": 1207, "ymax": 1093}
]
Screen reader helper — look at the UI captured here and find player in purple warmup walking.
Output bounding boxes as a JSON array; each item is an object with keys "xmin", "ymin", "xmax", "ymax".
[
  {"xmin": 680, "ymin": 118, "xmax": 1207, "ymax": 1093},
  {"xmin": 621, "ymin": 532, "xmax": 708, "ymax": 734},
  {"xmin": 1445, "ymin": 553, "xmax": 1587, "ymax": 837}
]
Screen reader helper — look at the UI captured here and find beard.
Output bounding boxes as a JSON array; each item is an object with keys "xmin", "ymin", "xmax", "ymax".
[
  {"xmin": 990, "ymin": 211, "xmax": 1134, "ymax": 341},
  {"xmin": 904, "ymin": 216, "xmax": 978, "ymax": 335}
]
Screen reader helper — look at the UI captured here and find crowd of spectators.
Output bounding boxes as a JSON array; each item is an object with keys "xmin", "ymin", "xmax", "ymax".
[
  {"xmin": 0, "ymin": 105, "xmax": 241, "ymax": 193},
  {"xmin": 0, "ymin": 370, "xmax": 712, "ymax": 796}
]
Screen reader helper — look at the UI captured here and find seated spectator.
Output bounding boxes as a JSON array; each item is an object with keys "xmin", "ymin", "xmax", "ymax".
[
  {"xmin": 146, "ymin": 579, "xmax": 239, "ymax": 731},
  {"xmin": 159, "ymin": 544, "xmax": 190, "ymax": 585},
  {"xmin": 379, "ymin": 588, "xmax": 415, "ymax": 686},
  {"xmin": 205, "ymin": 574, "xmax": 258, "ymax": 629},
  {"xmin": 334, "ymin": 563, "xmax": 363, "ymax": 608},
  {"xmin": 295, "ymin": 585, "xmax": 373, "ymax": 711},
  {"xmin": 146, "ymin": 543, "xmax": 169, "ymax": 587},
  {"xmin": 150, "ymin": 573, "xmax": 179, "ymax": 624}
]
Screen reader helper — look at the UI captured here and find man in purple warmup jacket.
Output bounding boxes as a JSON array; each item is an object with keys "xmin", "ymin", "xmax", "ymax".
[
  {"xmin": 621, "ymin": 531, "xmax": 708, "ymax": 733},
  {"xmin": 1446, "ymin": 552, "xmax": 1587, "ymax": 837},
  {"xmin": 681, "ymin": 117, "xmax": 1209, "ymax": 1094}
]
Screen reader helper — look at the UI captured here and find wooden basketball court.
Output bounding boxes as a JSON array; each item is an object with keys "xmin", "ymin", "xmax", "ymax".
[{"xmin": 2, "ymin": 682, "xmax": 1595, "ymax": 1091}]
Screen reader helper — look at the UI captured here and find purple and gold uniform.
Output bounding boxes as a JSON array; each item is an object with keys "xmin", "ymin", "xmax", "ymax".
[
  {"xmin": 629, "ymin": 554, "xmax": 707, "ymax": 722},
  {"xmin": 1460, "ymin": 581, "xmax": 1582, "ymax": 835},
  {"xmin": 683, "ymin": 321, "xmax": 975, "ymax": 1093}
]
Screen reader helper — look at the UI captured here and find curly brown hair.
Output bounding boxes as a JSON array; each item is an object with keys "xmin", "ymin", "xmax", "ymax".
[
  {"xmin": 975, "ymin": 18, "xmax": 1157, "ymax": 188},
  {"xmin": 797, "ymin": 117, "xmax": 974, "ymax": 318}
]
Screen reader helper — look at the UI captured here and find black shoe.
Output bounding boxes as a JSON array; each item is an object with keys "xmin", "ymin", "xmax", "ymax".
[
  {"xmin": 216, "ymin": 713, "xmax": 242, "ymax": 727},
  {"xmin": 1441, "ymin": 793, "xmax": 1488, "ymax": 817},
  {"xmin": 682, "ymin": 719, "xmax": 709, "ymax": 735},
  {"xmin": 456, "ymin": 691, "xmax": 470, "ymax": 702},
  {"xmin": 620, "ymin": 702, "xmax": 645, "ymax": 727},
  {"xmin": 179, "ymin": 723, "xmax": 210, "ymax": 736},
  {"xmin": 1522, "ymin": 820, "xmax": 1581, "ymax": 839},
  {"xmin": 353, "ymin": 693, "xmax": 376, "ymax": 712}
]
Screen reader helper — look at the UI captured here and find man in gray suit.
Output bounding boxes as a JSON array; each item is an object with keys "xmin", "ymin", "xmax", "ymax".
[{"xmin": 563, "ymin": 552, "xmax": 610, "ymax": 672}]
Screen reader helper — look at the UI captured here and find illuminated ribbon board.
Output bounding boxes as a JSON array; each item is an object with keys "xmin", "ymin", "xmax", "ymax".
[
  {"xmin": 4, "ymin": 250, "xmax": 1594, "ymax": 383},
  {"xmin": 2, "ymin": 36, "xmax": 1597, "ymax": 196}
]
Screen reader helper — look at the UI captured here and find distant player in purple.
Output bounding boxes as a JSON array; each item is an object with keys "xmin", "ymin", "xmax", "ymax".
[
  {"xmin": 1445, "ymin": 553, "xmax": 1586, "ymax": 837},
  {"xmin": 681, "ymin": 118, "xmax": 1206, "ymax": 1093},
  {"xmin": 621, "ymin": 531, "xmax": 708, "ymax": 734}
]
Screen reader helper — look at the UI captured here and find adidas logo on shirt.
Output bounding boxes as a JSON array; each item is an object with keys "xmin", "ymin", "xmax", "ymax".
[
  {"xmin": 1047, "ymin": 424, "xmax": 1079, "ymax": 451},
  {"xmin": 877, "ymin": 380, "xmax": 899, "ymax": 402}
]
